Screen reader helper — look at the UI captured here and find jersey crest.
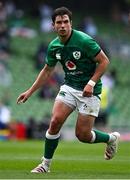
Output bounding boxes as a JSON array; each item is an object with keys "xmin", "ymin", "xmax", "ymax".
[{"xmin": 73, "ymin": 51, "xmax": 81, "ymax": 60}]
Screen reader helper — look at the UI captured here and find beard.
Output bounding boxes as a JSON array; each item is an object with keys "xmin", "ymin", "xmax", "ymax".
[{"xmin": 58, "ymin": 29, "xmax": 66, "ymax": 36}]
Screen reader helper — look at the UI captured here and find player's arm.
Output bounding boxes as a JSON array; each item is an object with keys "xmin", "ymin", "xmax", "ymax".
[
  {"xmin": 83, "ymin": 50, "xmax": 109, "ymax": 97},
  {"xmin": 91, "ymin": 50, "xmax": 109, "ymax": 82},
  {"xmin": 17, "ymin": 64, "xmax": 54, "ymax": 103}
]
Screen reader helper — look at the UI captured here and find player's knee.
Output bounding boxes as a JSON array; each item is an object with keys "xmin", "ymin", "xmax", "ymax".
[{"xmin": 50, "ymin": 115, "xmax": 62, "ymax": 129}]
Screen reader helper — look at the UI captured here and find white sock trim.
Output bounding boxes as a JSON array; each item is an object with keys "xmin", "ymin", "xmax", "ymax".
[
  {"xmin": 43, "ymin": 157, "xmax": 52, "ymax": 161},
  {"xmin": 90, "ymin": 130, "xmax": 96, "ymax": 143},
  {"xmin": 41, "ymin": 157, "xmax": 52, "ymax": 162},
  {"xmin": 45, "ymin": 130, "xmax": 60, "ymax": 139},
  {"xmin": 42, "ymin": 157, "xmax": 52, "ymax": 166}
]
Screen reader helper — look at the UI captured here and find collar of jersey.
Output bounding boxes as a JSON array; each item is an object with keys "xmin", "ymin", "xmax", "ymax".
[{"xmin": 59, "ymin": 29, "xmax": 73, "ymax": 46}]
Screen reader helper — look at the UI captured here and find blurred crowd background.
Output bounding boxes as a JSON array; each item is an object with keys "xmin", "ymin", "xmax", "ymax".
[{"xmin": 0, "ymin": 0, "xmax": 130, "ymax": 141}]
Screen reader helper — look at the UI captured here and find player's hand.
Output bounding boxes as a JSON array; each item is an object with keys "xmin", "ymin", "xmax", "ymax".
[
  {"xmin": 82, "ymin": 84, "xmax": 93, "ymax": 97},
  {"xmin": 17, "ymin": 91, "xmax": 31, "ymax": 104}
]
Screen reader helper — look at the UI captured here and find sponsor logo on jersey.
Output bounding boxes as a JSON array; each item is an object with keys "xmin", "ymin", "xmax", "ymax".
[
  {"xmin": 56, "ymin": 53, "xmax": 61, "ymax": 60},
  {"xmin": 73, "ymin": 51, "xmax": 81, "ymax": 60},
  {"xmin": 67, "ymin": 71, "xmax": 83, "ymax": 75},
  {"xmin": 65, "ymin": 61, "xmax": 76, "ymax": 70}
]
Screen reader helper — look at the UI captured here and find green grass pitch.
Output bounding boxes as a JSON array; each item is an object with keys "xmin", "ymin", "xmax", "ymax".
[{"xmin": 0, "ymin": 140, "xmax": 130, "ymax": 179}]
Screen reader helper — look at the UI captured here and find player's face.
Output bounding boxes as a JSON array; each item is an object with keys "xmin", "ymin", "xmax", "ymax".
[{"xmin": 53, "ymin": 15, "xmax": 72, "ymax": 39}]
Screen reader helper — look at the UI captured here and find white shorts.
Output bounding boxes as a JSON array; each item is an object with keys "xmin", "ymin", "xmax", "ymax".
[{"xmin": 55, "ymin": 84, "xmax": 101, "ymax": 117}]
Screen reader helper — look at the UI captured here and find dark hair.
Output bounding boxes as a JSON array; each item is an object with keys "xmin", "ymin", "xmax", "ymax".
[{"xmin": 51, "ymin": 7, "xmax": 72, "ymax": 23}]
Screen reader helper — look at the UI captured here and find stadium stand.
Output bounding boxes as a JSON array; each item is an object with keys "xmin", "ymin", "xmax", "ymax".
[{"xmin": 1, "ymin": 17, "xmax": 130, "ymax": 132}]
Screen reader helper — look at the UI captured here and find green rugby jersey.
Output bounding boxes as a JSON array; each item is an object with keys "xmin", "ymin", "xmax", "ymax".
[{"xmin": 46, "ymin": 29, "xmax": 102, "ymax": 95}]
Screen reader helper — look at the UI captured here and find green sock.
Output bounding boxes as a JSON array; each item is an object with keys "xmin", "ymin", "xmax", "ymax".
[
  {"xmin": 44, "ymin": 137, "xmax": 59, "ymax": 159},
  {"xmin": 93, "ymin": 129, "xmax": 110, "ymax": 143}
]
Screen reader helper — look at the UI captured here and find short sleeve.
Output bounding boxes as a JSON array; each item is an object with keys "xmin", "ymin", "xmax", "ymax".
[
  {"xmin": 84, "ymin": 36, "xmax": 101, "ymax": 59},
  {"xmin": 45, "ymin": 44, "xmax": 58, "ymax": 67}
]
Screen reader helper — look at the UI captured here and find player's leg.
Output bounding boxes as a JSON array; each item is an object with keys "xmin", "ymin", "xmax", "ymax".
[
  {"xmin": 75, "ymin": 113, "xmax": 120, "ymax": 160},
  {"xmin": 75, "ymin": 94, "xmax": 120, "ymax": 160},
  {"xmin": 31, "ymin": 100, "xmax": 74, "ymax": 173},
  {"xmin": 75, "ymin": 113, "xmax": 110, "ymax": 143}
]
